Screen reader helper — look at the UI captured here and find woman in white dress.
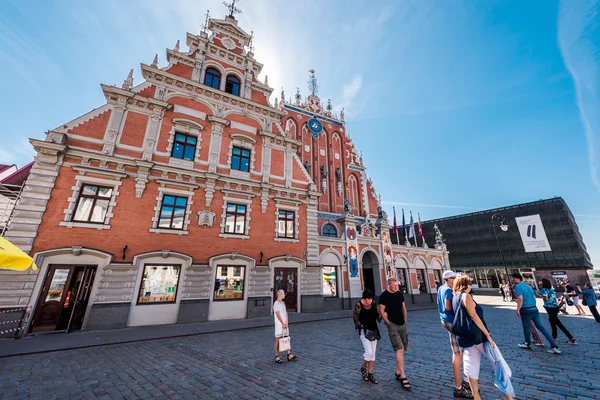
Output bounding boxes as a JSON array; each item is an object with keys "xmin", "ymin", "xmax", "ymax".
[{"xmin": 274, "ymin": 289, "xmax": 298, "ymax": 363}]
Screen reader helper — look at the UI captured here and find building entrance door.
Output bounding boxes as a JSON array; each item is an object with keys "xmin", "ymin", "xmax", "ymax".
[
  {"xmin": 362, "ymin": 268, "xmax": 375, "ymax": 293},
  {"xmin": 273, "ymin": 268, "xmax": 298, "ymax": 312},
  {"xmin": 31, "ymin": 265, "xmax": 97, "ymax": 333}
]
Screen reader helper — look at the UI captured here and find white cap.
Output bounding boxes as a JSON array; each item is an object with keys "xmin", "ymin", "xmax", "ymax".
[{"xmin": 443, "ymin": 270, "xmax": 457, "ymax": 280}]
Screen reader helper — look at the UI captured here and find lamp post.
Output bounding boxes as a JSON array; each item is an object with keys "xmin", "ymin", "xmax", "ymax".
[{"xmin": 491, "ymin": 213, "xmax": 511, "ymax": 296}]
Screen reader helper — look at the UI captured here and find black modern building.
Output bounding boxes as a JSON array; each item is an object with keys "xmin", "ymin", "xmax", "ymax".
[{"xmin": 418, "ymin": 197, "xmax": 593, "ymax": 291}]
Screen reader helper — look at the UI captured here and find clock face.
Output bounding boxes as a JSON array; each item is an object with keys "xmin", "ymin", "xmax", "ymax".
[
  {"xmin": 307, "ymin": 117, "xmax": 323, "ymax": 138},
  {"xmin": 222, "ymin": 37, "xmax": 236, "ymax": 50}
]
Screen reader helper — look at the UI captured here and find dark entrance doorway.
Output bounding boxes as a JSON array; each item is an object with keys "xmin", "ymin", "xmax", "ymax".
[
  {"xmin": 273, "ymin": 268, "xmax": 298, "ymax": 312},
  {"xmin": 361, "ymin": 251, "xmax": 381, "ymax": 294},
  {"xmin": 31, "ymin": 265, "xmax": 97, "ymax": 333}
]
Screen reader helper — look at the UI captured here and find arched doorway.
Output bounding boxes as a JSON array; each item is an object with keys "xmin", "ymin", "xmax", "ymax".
[{"xmin": 361, "ymin": 251, "xmax": 381, "ymax": 294}]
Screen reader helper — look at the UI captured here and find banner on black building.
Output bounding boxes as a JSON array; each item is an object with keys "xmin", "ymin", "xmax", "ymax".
[{"xmin": 515, "ymin": 214, "xmax": 552, "ymax": 253}]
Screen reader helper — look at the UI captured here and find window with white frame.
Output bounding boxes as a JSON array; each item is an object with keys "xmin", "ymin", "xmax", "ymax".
[
  {"xmin": 150, "ymin": 187, "xmax": 194, "ymax": 235},
  {"xmin": 231, "ymin": 146, "xmax": 251, "ymax": 172},
  {"xmin": 171, "ymin": 133, "xmax": 197, "ymax": 161},
  {"xmin": 277, "ymin": 210, "xmax": 295, "ymax": 238},
  {"xmin": 60, "ymin": 172, "xmax": 123, "ymax": 230},
  {"xmin": 224, "ymin": 203, "xmax": 247, "ymax": 234},
  {"xmin": 322, "ymin": 266, "xmax": 338, "ymax": 297}
]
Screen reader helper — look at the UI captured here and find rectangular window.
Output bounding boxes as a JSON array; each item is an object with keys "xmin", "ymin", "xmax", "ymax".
[
  {"xmin": 171, "ymin": 133, "xmax": 197, "ymax": 161},
  {"xmin": 158, "ymin": 195, "xmax": 188, "ymax": 230},
  {"xmin": 231, "ymin": 146, "xmax": 251, "ymax": 172},
  {"xmin": 277, "ymin": 210, "xmax": 295, "ymax": 238},
  {"xmin": 416, "ymin": 269, "xmax": 427, "ymax": 293},
  {"xmin": 224, "ymin": 203, "xmax": 247, "ymax": 234},
  {"xmin": 214, "ymin": 266, "xmax": 245, "ymax": 301},
  {"xmin": 397, "ymin": 268, "xmax": 408, "ymax": 294},
  {"xmin": 72, "ymin": 184, "xmax": 113, "ymax": 223},
  {"xmin": 322, "ymin": 266, "xmax": 338, "ymax": 297},
  {"xmin": 137, "ymin": 265, "xmax": 181, "ymax": 304}
]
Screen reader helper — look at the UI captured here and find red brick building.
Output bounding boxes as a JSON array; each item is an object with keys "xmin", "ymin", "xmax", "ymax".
[{"xmin": 1, "ymin": 12, "xmax": 447, "ymax": 333}]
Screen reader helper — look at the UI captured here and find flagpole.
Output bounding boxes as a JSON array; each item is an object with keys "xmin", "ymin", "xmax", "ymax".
[
  {"xmin": 393, "ymin": 207, "xmax": 400, "ymax": 245},
  {"xmin": 410, "ymin": 211, "xmax": 418, "ymax": 247}
]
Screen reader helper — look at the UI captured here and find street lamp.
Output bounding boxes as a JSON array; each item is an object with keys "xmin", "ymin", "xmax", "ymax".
[{"xmin": 491, "ymin": 213, "xmax": 511, "ymax": 295}]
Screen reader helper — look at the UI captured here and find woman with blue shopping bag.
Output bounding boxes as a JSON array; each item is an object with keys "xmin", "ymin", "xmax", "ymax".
[{"xmin": 452, "ymin": 274, "xmax": 514, "ymax": 400}]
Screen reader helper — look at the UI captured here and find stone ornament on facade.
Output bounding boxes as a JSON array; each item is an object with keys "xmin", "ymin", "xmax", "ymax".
[
  {"xmin": 197, "ymin": 210, "xmax": 217, "ymax": 227},
  {"xmin": 221, "ymin": 37, "xmax": 236, "ymax": 50}
]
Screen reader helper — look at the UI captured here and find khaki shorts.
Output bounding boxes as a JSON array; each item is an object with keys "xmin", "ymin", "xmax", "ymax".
[
  {"xmin": 442, "ymin": 321, "xmax": 463, "ymax": 355},
  {"xmin": 387, "ymin": 321, "xmax": 408, "ymax": 352}
]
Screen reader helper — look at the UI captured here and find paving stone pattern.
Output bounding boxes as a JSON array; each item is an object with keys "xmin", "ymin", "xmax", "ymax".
[{"xmin": 0, "ymin": 304, "xmax": 599, "ymax": 399}]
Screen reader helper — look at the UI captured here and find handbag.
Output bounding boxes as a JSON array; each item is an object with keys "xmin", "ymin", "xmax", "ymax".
[
  {"xmin": 451, "ymin": 293, "xmax": 483, "ymax": 344},
  {"xmin": 279, "ymin": 329, "xmax": 291, "ymax": 352},
  {"xmin": 582, "ymin": 297, "xmax": 587, "ymax": 306},
  {"xmin": 364, "ymin": 329, "xmax": 380, "ymax": 341},
  {"xmin": 565, "ymin": 295, "xmax": 574, "ymax": 306}
]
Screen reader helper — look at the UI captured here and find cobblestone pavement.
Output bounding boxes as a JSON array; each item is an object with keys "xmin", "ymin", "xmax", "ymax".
[{"xmin": 0, "ymin": 302, "xmax": 599, "ymax": 400}]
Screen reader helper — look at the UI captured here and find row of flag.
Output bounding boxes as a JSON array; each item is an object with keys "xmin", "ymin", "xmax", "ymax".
[{"xmin": 392, "ymin": 207, "xmax": 425, "ymax": 247}]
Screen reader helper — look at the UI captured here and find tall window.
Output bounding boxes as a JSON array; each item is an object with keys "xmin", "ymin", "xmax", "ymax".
[
  {"xmin": 224, "ymin": 203, "xmax": 247, "ymax": 234},
  {"xmin": 231, "ymin": 146, "xmax": 251, "ymax": 172},
  {"xmin": 322, "ymin": 266, "xmax": 338, "ymax": 297},
  {"xmin": 277, "ymin": 210, "xmax": 295, "ymax": 238},
  {"xmin": 72, "ymin": 185, "xmax": 113, "ymax": 223},
  {"xmin": 171, "ymin": 133, "xmax": 197, "ymax": 161},
  {"xmin": 204, "ymin": 68, "xmax": 221, "ymax": 89},
  {"xmin": 416, "ymin": 269, "xmax": 427, "ymax": 293},
  {"xmin": 322, "ymin": 223, "xmax": 337, "ymax": 237},
  {"xmin": 158, "ymin": 195, "xmax": 188, "ymax": 230},
  {"xmin": 225, "ymin": 75, "xmax": 240, "ymax": 96}
]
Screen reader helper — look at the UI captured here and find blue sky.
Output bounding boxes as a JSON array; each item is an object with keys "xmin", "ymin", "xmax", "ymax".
[{"xmin": 1, "ymin": 0, "xmax": 599, "ymax": 267}]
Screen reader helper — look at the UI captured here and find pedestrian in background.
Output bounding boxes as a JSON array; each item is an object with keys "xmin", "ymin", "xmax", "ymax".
[
  {"xmin": 452, "ymin": 274, "xmax": 514, "ymax": 400},
  {"xmin": 380, "ymin": 276, "xmax": 411, "ymax": 390},
  {"xmin": 512, "ymin": 274, "xmax": 561, "ymax": 353},
  {"xmin": 273, "ymin": 290, "xmax": 297, "ymax": 363},
  {"xmin": 539, "ymin": 279, "xmax": 576, "ymax": 345},
  {"xmin": 581, "ymin": 283, "xmax": 600, "ymax": 323},
  {"xmin": 353, "ymin": 289, "xmax": 380, "ymax": 384},
  {"xmin": 564, "ymin": 281, "xmax": 585, "ymax": 315},
  {"xmin": 437, "ymin": 270, "xmax": 473, "ymax": 398}
]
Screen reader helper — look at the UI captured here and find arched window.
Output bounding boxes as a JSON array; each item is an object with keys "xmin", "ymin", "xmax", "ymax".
[
  {"xmin": 322, "ymin": 223, "xmax": 337, "ymax": 237},
  {"xmin": 225, "ymin": 75, "xmax": 241, "ymax": 96},
  {"xmin": 204, "ymin": 68, "xmax": 221, "ymax": 89}
]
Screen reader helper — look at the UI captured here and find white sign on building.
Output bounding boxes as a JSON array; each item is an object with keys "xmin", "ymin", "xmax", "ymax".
[{"xmin": 515, "ymin": 214, "xmax": 552, "ymax": 253}]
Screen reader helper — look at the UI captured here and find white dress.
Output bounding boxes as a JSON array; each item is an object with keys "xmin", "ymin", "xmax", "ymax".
[{"xmin": 273, "ymin": 300, "xmax": 287, "ymax": 337}]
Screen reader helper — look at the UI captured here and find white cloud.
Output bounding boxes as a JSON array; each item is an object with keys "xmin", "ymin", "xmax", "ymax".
[{"xmin": 558, "ymin": 0, "xmax": 600, "ymax": 196}]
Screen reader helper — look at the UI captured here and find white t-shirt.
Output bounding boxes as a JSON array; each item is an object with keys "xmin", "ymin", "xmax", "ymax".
[{"xmin": 273, "ymin": 300, "xmax": 287, "ymax": 337}]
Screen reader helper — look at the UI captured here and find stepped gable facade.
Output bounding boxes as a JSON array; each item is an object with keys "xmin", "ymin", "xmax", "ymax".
[{"xmin": 1, "ymin": 13, "xmax": 448, "ymax": 333}]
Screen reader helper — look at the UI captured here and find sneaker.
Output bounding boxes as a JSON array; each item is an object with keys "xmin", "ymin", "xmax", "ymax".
[
  {"xmin": 566, "ymin": 339, "xmax": 577, "ymax": 345},
  {"xmin": 454, "ymin": 386, "xmax": 474, "ymax": 398},
  {"xmin": 518, "ymin": 342, "xmax": 533, "ymax": 350},
  {"xmin": 547, "ymin": 347, "xmax": 562, "ymax": 354}
]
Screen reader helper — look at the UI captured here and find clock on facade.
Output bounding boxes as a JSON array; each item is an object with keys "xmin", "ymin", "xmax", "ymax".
[{"xmin": 307, "ymin": 117, "xmax": 323, "ymax": 139}]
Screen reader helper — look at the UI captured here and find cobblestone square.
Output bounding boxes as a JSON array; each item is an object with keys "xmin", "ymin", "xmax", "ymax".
[{"xmin": 1, "ymin": 302, "xmax": 599, "ymax": 399}]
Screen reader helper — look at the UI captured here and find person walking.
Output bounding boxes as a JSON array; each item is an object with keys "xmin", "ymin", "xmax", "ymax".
[
  {"xmin": 353, "ymin": 289, "xmax": 380, "ymax": 384},
  {"xmin": 437, "ymin": 270, "xmax": 473, "ymax": 398},
  {"xmin": 273, "ymin": 290, "xmax": 297, "ymax": 363},
  {"xmin": 503, "ymin": 284, "xmax": 512, "ymax": 302},
  {"xmin": 499, "ymin": 284, "xmax": 506, "ymax": 302},
  {"xmin": 379, "ymin": 276, "xmax": 411, "ymax": 390},
  {"xmin": 581, "ymin": 283, "xmax": 600, "ymax": 322},
  {"xmin": 564, "ymin": 281, "xmax": 585, "ymax": 315},
  {"xmin": 538, "ymin": 279, "xmax": 577, "ymax": 344},
  {"xmin": 512, "ymin": 274, "xmax": 561, "ymax": 353},
  {"xmin": 452, "ymin": 274, "xmax": 514, "ymax": 400}
]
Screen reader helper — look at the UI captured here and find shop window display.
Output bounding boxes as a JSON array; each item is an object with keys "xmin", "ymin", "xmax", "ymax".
[
  {"xmin": 214, "ymin": 266, "xmax": 245, "ymax": 301},
  {"xmin": 137, "ymin": 265, "xmax": 181, "ymax": 304}
]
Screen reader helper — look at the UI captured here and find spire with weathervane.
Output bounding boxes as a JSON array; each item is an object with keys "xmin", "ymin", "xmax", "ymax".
[
  {"xmin": 223, "ymin": 0, "xmax": 241, "ymax": 20},
  {"xmin": 307, "ymin": 69, "xmax": 319, "ymax": 98}
]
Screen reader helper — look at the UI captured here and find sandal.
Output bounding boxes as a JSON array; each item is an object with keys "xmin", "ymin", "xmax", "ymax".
[
  {"xmin": 395, "ymin": 373, "xmax": 411, "ymax": 389},
  {"xmin": 274, "ymin": 356, "xmax": 283, "ymax": 364},
  {"xmin": 287, "ymin": 354, "xmax": 298, "ymax": 361},
  {"xmin": 360, "ymin": 367, "xmax": 367, "ymax": 379},
  {"xmin": 567, "ymin": 339, "xmax": 577, "ymax": 345},
  {"xmin": 365, "ymin": 374, "xmax": 378, "ymax": 384}
]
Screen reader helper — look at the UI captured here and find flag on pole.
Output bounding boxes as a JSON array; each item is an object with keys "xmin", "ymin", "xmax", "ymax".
[
  {"xmin": 418, "ymin": 213, "xmax": 424, "ymax": 239},
  {"xmin": 409, "ymin": 212, "xmax": 415, "ymax": 238},
  {"xmin": 393, "ymin": 207, "xmax": 400, "ymax": 244},
  {"xmin": 402, "ymin": 209, "xmax": 407, "ymax": 242}
]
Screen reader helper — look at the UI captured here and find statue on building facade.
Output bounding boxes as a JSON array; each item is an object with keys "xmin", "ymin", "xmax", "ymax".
[
  {"xmin": 303, "ymin": 161, "xmax": 311, "ymax": 174},
  {"xmin": 335, "ymin": 167, "xmax": 341, "ymax": 182},
  {"xmin": 320, "ymin": 165, "xmax": 327, "ymax": 180},
  {"xmin": 344, "ymin": 198, "xmax": 351, "ymax": 213}
]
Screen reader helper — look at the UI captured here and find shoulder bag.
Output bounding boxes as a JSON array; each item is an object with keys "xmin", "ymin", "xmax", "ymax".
[
  {"xmin": 451, "ymin": 293, "xmax": 483, "ymax": 344},
  {"xmin": 364, "ymin": 329, "xmax": 380, "ymax": 341},
  {"xmin": 279, "ymin": 328, "xmax": 291, "ymax": 352}
]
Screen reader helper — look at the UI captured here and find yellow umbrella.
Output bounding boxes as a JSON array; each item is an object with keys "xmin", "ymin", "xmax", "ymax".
[{"xmin": 0, "ymin": 237, "xmax": 37, "ymax": 271}]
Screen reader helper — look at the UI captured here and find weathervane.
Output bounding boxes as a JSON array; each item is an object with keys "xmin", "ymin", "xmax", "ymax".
[
  {"xmin": 307, "ymin": 69, "xmax": 319, "ymax": 97},
  {"xmin": 223, "ymin": 0, "xmax": 241, "ymax": 18},
  {"xmin": 200, "ymin": 10, "xmax": 210, "ymax": 34}
]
